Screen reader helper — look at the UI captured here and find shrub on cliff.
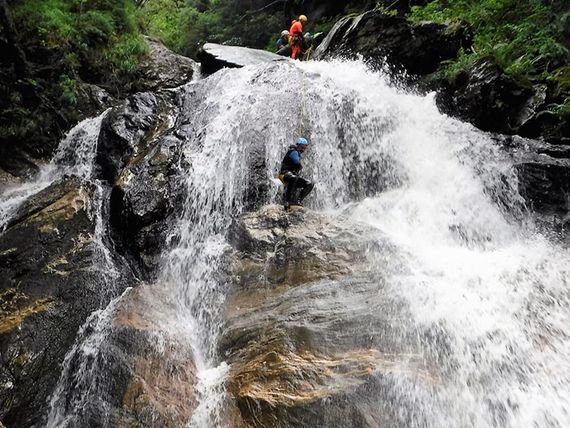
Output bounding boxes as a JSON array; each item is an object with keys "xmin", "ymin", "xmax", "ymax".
[
  {"xmin": 0, "ymin": 0, "xmax": 147, "ymax": 172},
  {"xmin": 409, "ymin": 0, "xmax": 569, "ymax": 80}
]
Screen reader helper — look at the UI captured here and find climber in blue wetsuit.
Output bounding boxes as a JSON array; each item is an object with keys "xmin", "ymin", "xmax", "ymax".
[{"xmin": 278, "ymin": 137, "xmax": 314, "ymax": 209}]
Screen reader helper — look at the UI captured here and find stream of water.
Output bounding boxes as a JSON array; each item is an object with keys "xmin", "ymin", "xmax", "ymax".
[{"xmin": 2, "ymin": 58, "xmax": 569, "ymax": 427}]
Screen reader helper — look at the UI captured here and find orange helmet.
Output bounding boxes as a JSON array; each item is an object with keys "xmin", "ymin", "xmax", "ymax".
[{"xmin": 299, "ymin": 15, "xmax": 308, "ymax": 22}]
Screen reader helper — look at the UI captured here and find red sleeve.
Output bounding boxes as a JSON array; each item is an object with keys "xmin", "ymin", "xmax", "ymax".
[{"xmin": 289, "ymin": 21, "xmax": 302, "ymax": 36}]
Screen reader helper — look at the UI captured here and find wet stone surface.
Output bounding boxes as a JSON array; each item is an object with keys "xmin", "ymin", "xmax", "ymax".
[
  {"xmin": 0, "ymin": 177, "xmax": 109, "ymax": 427},
  {"xmin": 221, "ymin": 205, "xmax": 439, "ymax": 427}
]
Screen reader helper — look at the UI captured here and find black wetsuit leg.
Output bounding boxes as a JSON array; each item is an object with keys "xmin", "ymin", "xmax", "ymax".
[
  {"xmin": 283, "ymin": 172, "xmax": 298, "ymax": 205},
  {"xmin": 284, "ymin": 173, "xmax": 313, "ymax": 205},
  {"xmin": 298, "ymin": 180, "xmax": 314, "ymax": 203}
]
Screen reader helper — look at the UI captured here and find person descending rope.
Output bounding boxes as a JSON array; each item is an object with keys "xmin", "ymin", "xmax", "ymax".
[
  {"xmin": 279, "ymin": 137, "xmax": 314, "ymax": 209},
  {"xmin": 276, "ymin": 30, "xmax": 291, "ymax": 56},
  {"xmin": 289, "ymin": 15, "xmax": 307, "ymax": 60}
]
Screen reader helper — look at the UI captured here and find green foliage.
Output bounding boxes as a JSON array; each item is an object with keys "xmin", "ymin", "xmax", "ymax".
[
  {"xmin": 140, "ymin": 0, "xmax": 288, "ymax": 56},
  {"xmin": 1, "ymin": 0, "xmax": 148, "ymax": 159},
  {"xmin": 140, "ymin": 0, "xmax": 223, "ymax": 55},
  {"xmin": 548, "ymin": 66, "xmax": 570, "ymax": 93},
  {"xmin": 374, "ymin": 3, "xmax": 398, "ymax": 17},
  {"xmin": 438, "ymin": 48, "xmax": 480, "ymax": 81},
  {"xmin": 11, "ymin": 0, "xmax": 146, "ymax": 78},
  {"xmin": 104, "ymin": 33, "xmax": 149, "ymax": 76},
  {"xmin": 80, "ymin": 10, "xmax": 116, "ymax": 44},
  {"xmin": 553, "ymin": 96, "xmax": 570, "ymax": 121},
  {"xmin": 409, "ymin": 0, "xmax": 570, "ymax": 80},
  {"xmin": 58, "ymin": 74, "xmax": 79, "ymax": 105}
]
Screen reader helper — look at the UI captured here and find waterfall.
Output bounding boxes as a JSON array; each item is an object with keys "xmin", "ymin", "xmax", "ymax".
[
  {"xmin": 0, "ymin": 109, "xmax": 126, "ymax": 426},
  {"xmin": 3, "ymin": 57, "xmax": 569, "ymax": 427},
  {"xmin": 157, "ymin": 59, "xmax": 569, "ymax": 426},
  {"xmin": 299, "ymin": 59, "xmax": 570, "ymax": 427},
  {"xmin": 0, "ymin": 112, "xmax": 108, "ymax": 230}
]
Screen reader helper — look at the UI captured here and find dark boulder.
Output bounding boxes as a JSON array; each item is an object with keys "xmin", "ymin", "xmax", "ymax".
[
  {"xmin": 436, "ymin": 60, "xmax": 539, "ymax": 134},
  {"xmin": 136, "ymin": 37, "xmax": 198, "ymax": 92},
  {"xmin": 314, "ymin": 11, "xmax": 471, "ymax": 76},
  {"xmin": 501, "ymin": 135, "xmax": 570, "ymax": 240},
  {"xmin": 76, "ymin": 83, "xmax": 116, "ymax": 119},
  {"xmin": 0, "ymin": 177, "xmax": 126, "ymax": 427},
  {"xmin": 519, "ymin": 109, "xmax": 570, "ymax": 139},
  {"xmin": 511, "ymin": 137, "xmax": 570, "ymax": 215},
  {"xmin": 96, "ymin": 93, "xmax": 162, "ymax": 184},
  {"xmin": 110, "ymin": 129, "xmax": 186, "ymax": 276},
  {"xmin": 516, "ymin": 159, "xmax": 570, "ymax": 214},
  {"xmin": 197, "ymin": 43, "xmax": 284, "ymax": 75}
]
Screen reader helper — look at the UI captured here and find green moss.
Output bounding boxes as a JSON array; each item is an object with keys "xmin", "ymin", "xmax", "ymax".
[
  {"xmin": 438, "ymin": 49, "xmax": 480, "ymax": 82},
  {"xmin": 549, "ymin": 66, "xmax": 570, "ymax": 93}
]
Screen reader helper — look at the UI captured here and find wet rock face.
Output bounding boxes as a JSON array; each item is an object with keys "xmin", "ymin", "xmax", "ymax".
[
  {"xmin": 137, "ymin": 37, "xmax": 197, "ymax": 92},
  {"xmin": 49, "ymin": 285, "xmax": 198, "ymax": 427},
  {"xmin": 314, "ymin": 11, "xmax": 471, "ymax": 76},
  {"xmin": 511, "ymin": 137, "xmax": 570, "ymax": 215},
  {"xmin": 96, "ymin": 92, "xmax": 162, "ymax": 184},
  {"xmin": 112, "ymin": 286, "xmax": 197, "ymax": 427},
  {"xmin": 437, "ymin": 60, "xmax": 536, "ymax": 135},
  {"xmin": 228, "ymin": 205, "xmax": 378, "ymax": 286},
  {"xmin": 76, "ymin": 83, "xmax": 116, "ymax": 120},
  {"xmin": 433, "ymin": 59, "xmax": 568, "ymax": 140},
  {"xmin": 111, "ymin": 135, "xmax": 186, "ymax": 275},
  {"xmin": 0, "ymin": 177, "xmax": 106, "ymax": 427},
  {"xmin": 197, "ymin": 43, "xmax": 284, "ymax": 75},
  {"xmin": 96, "ymin": 89, "xmax": 183, "ymax": 275},
  {"xmin": 222, "ymin": 206, "xmax": 436, "ymax": 427}
]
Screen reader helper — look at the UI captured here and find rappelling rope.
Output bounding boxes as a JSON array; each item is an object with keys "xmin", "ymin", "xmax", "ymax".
[{"xmin": 297, "ymin": 69, "xmax": 306, "ymax": 137}]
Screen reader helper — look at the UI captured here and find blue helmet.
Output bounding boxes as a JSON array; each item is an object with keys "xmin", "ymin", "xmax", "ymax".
[{"xmin": 296, "ymin": 137, "xmax": 309, "ymax": 146}]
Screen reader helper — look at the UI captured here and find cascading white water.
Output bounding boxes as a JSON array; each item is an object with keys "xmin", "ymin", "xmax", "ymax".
[
  {"xmin": 4, "ymin": 56, "xmax": 568, "ymax": 427},
  {"xmin": 0, "ymin": 112, "xmax": 108, "ymax": 229},
  {"xmin": 298, "ymin": 59, "xmax": 570, "ymax": 427},
  {"xmin": 46, "ymin": 288, "xmax": 131, "ymax": 428},
  {"xmin": 157, "ymin": 58, "xmax": 569, "ymax": 426},
  {"xmin": 153, "ymin": 66, "xmax": 303, "ymax": 426},
  {"xmin": 0, "ymin": 109, "xmax": 128, "ymax": 426}
]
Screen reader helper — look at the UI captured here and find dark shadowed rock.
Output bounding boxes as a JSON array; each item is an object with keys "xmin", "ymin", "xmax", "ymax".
[
  {"xmin": 0, "ymin": 177, "xmax": 117, "ymax": 427},
  {"xmin": 111, "ymin": 127, "xmax": 186, "ymax": 276},
  {"xmin": 76, "ymin": 83, "xmax": 116, "ymax": 119},
  {"xmin": 314, "ymin": 11, "xmax": 471, "ymax": 76},
  {"xmin": 436, "ymin": 60, "xmax": 536, "ymax": 134},
  {"xmin": 492, "ymin": 134, "xmax": 570, "ymax": 240},
  {"xmin": 137, "ymin": 37, "xmax": 198, "ymax": 92},
  {"xmin": 512, "ymin": 137, "xmax": 570, "ymax": 215},
  {"xmin": 197, "ymin": 43, "xmax": 284, "ymax": 75},
  {"xmin": 519, "ymin": 109, "xmax": 570, "ymax": 139},
  {"xmin": 96, "ymin": 93, "xmax": 162, "ymax": 184}
]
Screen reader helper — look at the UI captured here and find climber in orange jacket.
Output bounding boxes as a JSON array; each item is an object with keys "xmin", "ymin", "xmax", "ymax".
[{"xmin": 289, "ymin": 15, "xmax": 307, "ymax": 60}]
